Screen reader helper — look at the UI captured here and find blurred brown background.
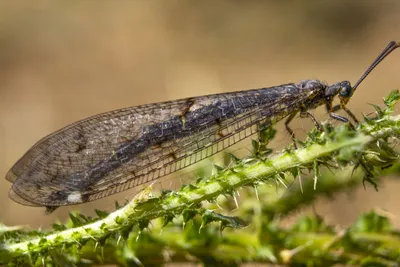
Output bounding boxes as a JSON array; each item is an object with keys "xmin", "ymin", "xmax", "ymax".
[{"xmin": 1, "ymin": 1, "xmax": 400, "ymax": 228}]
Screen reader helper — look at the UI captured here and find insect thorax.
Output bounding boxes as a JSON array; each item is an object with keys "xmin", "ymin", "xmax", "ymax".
[{"xmin": 297, "ymin": 79, "xmax": 328, "ymax": 110}]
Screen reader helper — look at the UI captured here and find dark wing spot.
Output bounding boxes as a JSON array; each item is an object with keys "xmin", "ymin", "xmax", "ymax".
[
  {"xmin": 169, "ymin": 152, "xmax": 177, "ymax": 160},
  {"xmin": 74, "ymin": 143, "xmax": 87, "ymax": 153},
  {"xmin": 215, "ymin": 118, "xmax": 222, "ymax": 127},
  {"xmin": 180, "ymin": 98, "xmax": 196, "ymax": 117},
  {"xmin": 72, "ymin": 129, "xmax": 88, "ymax": 153},
  {"xmin": 179, "ymin": 98, "xmax": 196, "ymax": 127}
]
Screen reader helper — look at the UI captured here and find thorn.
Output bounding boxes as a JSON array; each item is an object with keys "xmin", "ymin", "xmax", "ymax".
[
  {"xmin": 298, "ymin": 171, "xmax": 303, "ymax": 194},
  {"xmin": 325, "ymin": 164, "xmax": 336, "ymax": 176},
  {"xmin": 216, "ymin": 202, "xmax": 223, "ymax": 211},
  {"xmin": 136, "ymin": 231, "xmax": 141, "ymax": 241},
  {"xmin": 254, "ymin": 185, "xmax": 260, "ymax": 201},
  {"xmin": 313, "ymin": 161, "xmax": 319, "ymax": 190},
  {"xmin": 322, "ymin": 229, "xmax": 346, "ymax": 250},
  {"xmin": 116, "ymin": 235, "xmax": 122, "ymax": 247},
  {"xmin": 275, "ymin": 175, "xmax": 288, "ymax": 188},
  {"xmin": 72, "ymin": 236, "xmax": 82, "ymax": 247},
  {"xmin": 287, "ymin": 178, "xmax": 296, "ymax": 191},
  {"xmin": 313, "ymin": 176, "xmax": 317, "ymax": 190},
  {"xmin": 274, "ymin": 179, "xmax": 279, "ymax": 193},
  {"xmin": 233, "ymin": 195, "xmax": 239, "ymax": 209},
  {"xmin": 281, "ymin": 240, "xmax": 313, "ymax": 263}
]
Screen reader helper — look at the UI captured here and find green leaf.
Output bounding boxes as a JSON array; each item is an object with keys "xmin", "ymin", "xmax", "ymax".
[
  {"xmin": 383, "ymin": 89, "xmax": 400, "ymax": 107},
  {"xmin": 95, "ymin": 209, "xmax": 110, "ymax": 219},
  {"xmin": 352, "ymin": 211, "xmax": 393, "ymax": 233}
]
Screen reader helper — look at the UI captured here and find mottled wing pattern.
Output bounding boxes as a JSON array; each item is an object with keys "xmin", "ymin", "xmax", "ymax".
[
  {"xmin": 8, "ymin": 99, "xmax": 200, "ymax": 205},
  {"xmin": 85, "ymin": 107, "xmax": 276, "ymax": 202},
  {"xmin": 6, "ymin": 100, "xmax": 190, "ymax": 182},
  {"xmin": 7, "ymin": 84, "xmax": 313, "ymax": 207}
]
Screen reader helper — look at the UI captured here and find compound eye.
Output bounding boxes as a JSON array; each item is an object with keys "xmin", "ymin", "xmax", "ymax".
[{"xmin": 339, "ymin": 84, "xmax": 353, "ymax": 97}]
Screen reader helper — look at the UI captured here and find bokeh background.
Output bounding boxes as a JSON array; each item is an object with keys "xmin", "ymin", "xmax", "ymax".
[{"xmin": 1, "ymin": 1, "xmax": 400, "ymax": 228}]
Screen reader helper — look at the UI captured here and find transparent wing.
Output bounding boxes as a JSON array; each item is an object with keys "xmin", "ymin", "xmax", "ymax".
[
  {"xmin": 6, "ymin": 100, "xmax": 192, "ymax": 182},
  {"xmin": 8, "ymin": 85, "xmax": 305, "ymax": 207}
]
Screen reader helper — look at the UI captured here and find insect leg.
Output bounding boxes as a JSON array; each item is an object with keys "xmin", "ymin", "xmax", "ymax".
[
  {"xmin": 284, "ymin": 112, "xmax": 301, "ymax": 149},
  {"xmin": 284, "ymin": 112, "xmax": 298, "ymax": 140},
  {"xmin": 299, "ymin": 111, "xmax": 322, "ymax": 131},
  {"xmin": 326, "ymin": 103, "xmax": 355, "ymax": 129},
  {"xmin": 331, "ymin": 104, "xmax": 359, "ymax": 125}
]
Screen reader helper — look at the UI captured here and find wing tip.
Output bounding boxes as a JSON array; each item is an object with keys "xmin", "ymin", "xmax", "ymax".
[
  {"xmin": 8, "ymin": 188, "xmax": 41, "ymax": 207},
  {"xmin": 5, "ymin": 169, "xmax": 18, "ymax": 183}
]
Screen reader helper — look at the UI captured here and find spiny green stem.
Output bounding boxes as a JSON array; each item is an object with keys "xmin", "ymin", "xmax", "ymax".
[
  {"xmin": 2, "ymin": 117, "xmax": 400, "ymax": 258},
  {"xmin": 0, "ymin": 187, "xmax": 154, "ymax": 260},
  {"xmin": 69, "ymin": 212, "xmax": 400, "ymax": 265}
]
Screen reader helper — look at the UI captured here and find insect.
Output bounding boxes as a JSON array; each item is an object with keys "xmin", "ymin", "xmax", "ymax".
[{"xmin": 5, "ymin": 41, "xmax": 400, "ymax": 212}]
